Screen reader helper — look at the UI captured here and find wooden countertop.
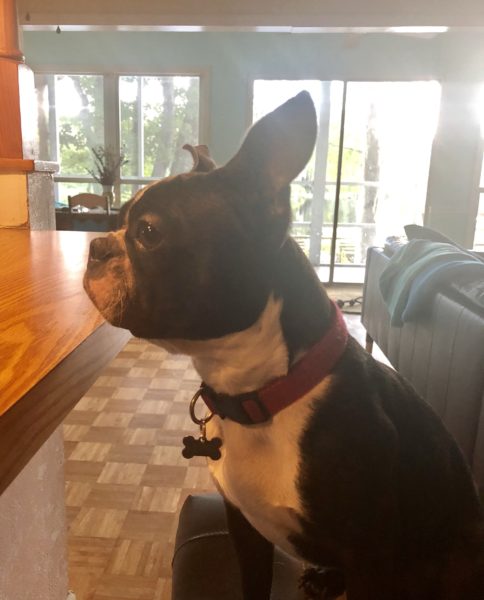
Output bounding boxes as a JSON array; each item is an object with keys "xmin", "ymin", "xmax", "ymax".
[
  {"xmin": 0, "ymin": 229, "xmax": 131, "ymax": 494},
  {"xmin": 0, "ymin": 230, "xmax": 103, "ymax": 414}
]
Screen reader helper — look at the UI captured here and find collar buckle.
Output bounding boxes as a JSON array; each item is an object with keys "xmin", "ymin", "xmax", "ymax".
[
  {"xmin": 241, "ymin": 393, "xmax": 271, "ymax": 424},
  {"xmin": 201, "ymin": 386, "xmax": 271, "ymax": 425}
]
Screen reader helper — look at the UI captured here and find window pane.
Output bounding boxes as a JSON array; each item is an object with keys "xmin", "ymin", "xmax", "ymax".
[
  {"xmin": 253, "ymin": 80, "xmax": 324, "ymax": 121},
  {"xmin": 290, "ymin": 180, "xmax": 312, "ymax": 257},
  {"xmin": 34, "ymin": 73, "xmax": 55, "ymax": 161},
  {"xmin": 37, "ymin": 75, "xmax": 105, "ymax": 176},
  {"xmin": 120, "ymin": 182, "xmax": 144, "ymax": 204},
  {"xmin": 55, "ymin": 181, "xmax": 103, "ymax": 207},
  {"xmin": 120, "ymin": 76, "xmax": 200, "ymax": 180},
  {"xmin": 474, "ymin": 193, "xmax": 484, "ymax": 251}
]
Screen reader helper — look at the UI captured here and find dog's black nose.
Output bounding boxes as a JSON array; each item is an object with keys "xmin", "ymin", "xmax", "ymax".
[{"xmin": 89, "ymin": 237, "xmax": 116, "ymax": 263}]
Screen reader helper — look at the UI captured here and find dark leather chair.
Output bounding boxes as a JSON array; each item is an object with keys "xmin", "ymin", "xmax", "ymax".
[{"xmin": 172, "ymin": 494, "xmax": 307, "ymax": 600}]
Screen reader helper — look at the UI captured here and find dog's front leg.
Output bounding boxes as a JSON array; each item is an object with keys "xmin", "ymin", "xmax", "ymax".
[{"xmin": 224, "ymin": 500, "xmax": 274, "ymax": 600}]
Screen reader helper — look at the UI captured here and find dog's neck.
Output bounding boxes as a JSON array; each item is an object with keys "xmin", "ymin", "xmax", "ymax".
[
  {"xmin": 158, "ymin": 295, "xmax": 289, "ymax": 395},
  {"xmin": 155, "ymin": 239, "xmax": 332, "ymax": 396}
]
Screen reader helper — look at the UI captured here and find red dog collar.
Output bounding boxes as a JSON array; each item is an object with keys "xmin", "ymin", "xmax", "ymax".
[{"xmin": 199, "ymin": 302, "xmax": 348, "ymax": 425}]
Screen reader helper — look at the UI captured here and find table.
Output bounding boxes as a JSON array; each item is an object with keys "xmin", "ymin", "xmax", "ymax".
[{"xmin": 0, "ymin": 230, "xmax": 131, "ymax": 494}]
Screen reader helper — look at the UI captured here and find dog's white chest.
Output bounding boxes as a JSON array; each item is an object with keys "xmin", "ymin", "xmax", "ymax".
[
  {"xmin": 207, "ymin": 415, "xmax": 302, "ymax": 555},
  {"xmin": 163, "ymin": 297, "xmax": 331, "ymax": 555},
  {"xmin": 206, "ymin": 380, "xmax": 330, "ymax": 557}
]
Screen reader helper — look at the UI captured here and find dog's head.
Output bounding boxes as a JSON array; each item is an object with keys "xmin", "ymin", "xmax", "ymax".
[{"xmin": 83, "ymin": 92, "xmax": 317, "ymax": 340}]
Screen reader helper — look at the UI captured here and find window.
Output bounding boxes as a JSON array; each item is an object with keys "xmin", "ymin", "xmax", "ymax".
[
  {"xmin": 35, "ymin": 73, "xmax": 201, "ymax": 207},
  {"xmin": 119, "ymin": 75, "xmax": 200, "ymax": 202},
  {"xmin": 35, "ymin": 74, "xmax": 105, "ymax": 202},
  {"xmin": 253, "ymin": 80, "xmax": 441, "ymax": 283}
]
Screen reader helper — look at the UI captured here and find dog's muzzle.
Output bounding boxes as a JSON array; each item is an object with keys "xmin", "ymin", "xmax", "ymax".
[
  {"xmin": 84, "ymin": 232, "xmax": 133, "ymax": 327},
  {"xmin": 88, "ymin": 237, "xmax": 114, "ymax": 263},
  {"xmin": 87, "ymin": 234, "xmax": 124, "ymax": 266}
]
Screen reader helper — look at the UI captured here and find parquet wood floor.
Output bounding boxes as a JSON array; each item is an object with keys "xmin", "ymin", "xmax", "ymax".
[
  {"xmin": 63, "ymin": 313, "xmax": 371, "ymax": 600},
  {"xmin": 63, "ymin": 340, "xmax": 215, "ymax": 600}
]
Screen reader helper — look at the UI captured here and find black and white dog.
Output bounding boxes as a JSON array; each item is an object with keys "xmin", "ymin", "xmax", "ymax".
[{"xmin": 84, "ymin": 92, "xmax": 484, "ymax": 599}]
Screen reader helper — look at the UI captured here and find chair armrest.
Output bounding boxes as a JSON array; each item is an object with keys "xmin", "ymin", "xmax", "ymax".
[{"xmin": 172, "ymin": 494, "xmax": 305, "ymax": 600}]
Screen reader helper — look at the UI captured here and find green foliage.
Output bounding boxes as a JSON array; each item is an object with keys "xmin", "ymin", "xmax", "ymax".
[
  {"xmin": 120, "ymin": 76, "xmax": 199, "ymax": 180},
  {"xmin": 57, "ymin": 75, "xmax": 104, "ymax": 175},
  {"xmin": 56, "ymin": 75, "xmax": 199, "ymax": 186}
]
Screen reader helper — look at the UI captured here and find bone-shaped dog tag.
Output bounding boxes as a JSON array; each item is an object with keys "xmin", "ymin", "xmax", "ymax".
[
  {"xmin": 182, "ymin": 435, "xmax": 222, "ymax": 460},
  {"xmin": 182, "ymin": 387, "xmax": 223, "ymax": 461}
]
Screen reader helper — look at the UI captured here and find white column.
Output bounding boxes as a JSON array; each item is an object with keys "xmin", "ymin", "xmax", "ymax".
[{"xmin": 425, "ymin": 81, "xmax": 482, "ymax": 247}]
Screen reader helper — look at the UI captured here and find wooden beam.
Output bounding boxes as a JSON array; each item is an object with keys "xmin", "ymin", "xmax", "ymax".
[
  {"xmin": 0, "ymin": 0, "xmax": 23, "ymax": 61},
  {"xmin": 0, "ymin": 1, "xmax": 31, "ymax": 161},
  {"xmin": 0, "ymin": 59, "xmax": 23, "ymax": 159},
  {"xmin": 0, "ymin": 157, "xmax": 34, "ymax": 173}
]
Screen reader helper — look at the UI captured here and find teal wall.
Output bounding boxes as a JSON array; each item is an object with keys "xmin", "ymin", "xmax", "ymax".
[
  {"xmin": 23, "ymin": 31, "xmax": 440, "ymax": 162},
  {"xmin": 23, "ymin": 31, "xmax": 484, "ymax": 245}
]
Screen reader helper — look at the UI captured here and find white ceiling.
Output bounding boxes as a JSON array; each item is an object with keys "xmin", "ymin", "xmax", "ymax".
[{"xmin": 17, "ymin": 0, "xmax": 484, "ymax": 29}]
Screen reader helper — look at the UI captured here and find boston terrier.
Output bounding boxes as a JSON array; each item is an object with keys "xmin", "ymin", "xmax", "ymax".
[{"xmin": 84, "ymin": 92, "xmax": 484, "ymax": 600}]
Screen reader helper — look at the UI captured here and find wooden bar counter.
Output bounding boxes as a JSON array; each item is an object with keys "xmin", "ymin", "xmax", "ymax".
[{"xmin": 0, "ymin": 229, "xmax": 131, "ymax": 495}]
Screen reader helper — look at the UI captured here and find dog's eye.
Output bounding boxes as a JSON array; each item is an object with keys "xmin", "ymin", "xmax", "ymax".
[{"xmin": 136, "ymin": 220, "xmax": 162, "ymax": 248}]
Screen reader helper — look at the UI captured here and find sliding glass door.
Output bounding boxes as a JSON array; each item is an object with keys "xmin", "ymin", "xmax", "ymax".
[{"xmin": 253, "ymin": 80, "xmax": 441, "ymax": 283}]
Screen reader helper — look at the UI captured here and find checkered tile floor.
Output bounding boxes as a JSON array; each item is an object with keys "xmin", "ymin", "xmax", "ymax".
[{"xmin": 63, "ymin": 313, "xmax": 369, "ymax": 600}]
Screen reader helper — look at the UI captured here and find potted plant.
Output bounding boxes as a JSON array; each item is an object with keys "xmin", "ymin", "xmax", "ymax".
[{"xmin": 88, "ymin": 145, "xmax": 128, "ymax": 208}]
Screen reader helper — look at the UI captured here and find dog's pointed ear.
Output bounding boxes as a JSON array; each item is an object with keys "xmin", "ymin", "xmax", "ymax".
[
  {"xmin": 183, "ymin": 144, "xmax": 217, "ymax": 173},
  {"xmin": 224, "ymin": 91, "xmax": 317, "ymax": 193}
]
